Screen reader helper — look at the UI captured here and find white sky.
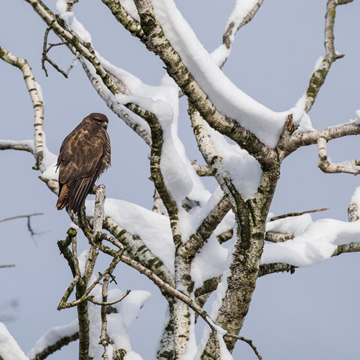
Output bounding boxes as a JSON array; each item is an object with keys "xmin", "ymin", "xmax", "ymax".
[{"xmin": 1, "ymin": 0, "xmax": 360, "ymax": 359}]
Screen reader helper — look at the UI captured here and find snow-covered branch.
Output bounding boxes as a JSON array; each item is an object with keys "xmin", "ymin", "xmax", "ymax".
[
  {"xmin": 181, "ymin": 195, "xmax": 231, "ymax": 259},
  {"xmin": 131, "ymin": 0, "xmax": 280, "ymax": 165},
  {"xmin": 103, "ymin": 216, "xmax": 175, "ymax": 286},
  {"xmin": 217, "ymin": 0, "xmax": 265, "ymax": 67}
]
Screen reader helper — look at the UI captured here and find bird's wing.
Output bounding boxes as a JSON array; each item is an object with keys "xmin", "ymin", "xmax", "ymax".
[{"xmin": 57, "ymin": 123, "xmax": 107, "ymax": 185}]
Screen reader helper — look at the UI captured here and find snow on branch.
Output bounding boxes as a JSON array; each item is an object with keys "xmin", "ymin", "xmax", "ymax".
[
  {"xmin": 28, "ymin": 321, "xmax": 79, "ymax": 360},
  {"xmin": 262, "ymin": 216, "xmax": 360, "ymax": 267},
  {"xmin": 0, "ymin": 323, "xmax": 29, "ymax": 360},
  {"xmin": 212, "ymin": 0, "xmax": 265, "ymax": 67}
]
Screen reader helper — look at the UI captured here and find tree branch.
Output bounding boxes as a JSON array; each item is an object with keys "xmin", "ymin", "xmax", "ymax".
[
  {"xmin": 317, "ymin": 137, "xmax": 360, "ymax": 175},
  {"xmin": 0, "ymin": 45, "xmax": 45, "ymax": 170},
  {"xmin": 270, "ymin": 207, "xmax": 329, "ymax": 221},
  {"xmin": 128, "ymin": 0, "xmax": 276, "ymax": 168},
  {"xmin": 30, "ymin": 332, "xmax": 79, "ymax": 360},
  {"xmin": 286, "ymin": 122, "xmax": 360, "ymax": 155},
  {"xmin": 303, "ymin": 0, "xmax": 350, "ymax": 113}
]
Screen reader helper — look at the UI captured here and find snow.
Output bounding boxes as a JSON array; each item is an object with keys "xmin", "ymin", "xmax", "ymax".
[
  {"xmin": 266, "ymin": 214, "xmax": 313, "ymax": 237},
  {"xmin": 86, "ymin": 198, "xmax": 175, "ymax": 272},
  {"xmin": 191, "ymin": 234, "xmax": 228, "ymax": 289},
  {"xmin": 78, "ymin": 249, "xmax": 90, "ymax": 277},
  {"xmin": 105, "ymin": 289, "xmax": 151, "ymax": 358},
  {"xmin": 203, "ymin": 121, "xmax": 262, "ymax": 199},
  {"xmin": 225, "ymin": 0, "xmax": 261, "ymax": 43},
  {"xmin": 262, "ymin": 217, "xmax": 360, "ymax": 267},
  {"xmin": 121, "ymin": 0, "xmax": 140, "ymax": 21},
  {"xmin": 27, "ymin": 320, "xmax": 78, "ymax": 359},
  {"xmin": 152, "ymin": 0, "xmax": 287, "ymax": 148},
  {"xmin": 210, "ymin": 44, "xmax": 231, "ymax": 67},
  {"xmin": 40, "ymin": 135, "xmax": 58, "ymax": 180},
  {"xmin": 352, "ymin": 109, "xmax": 360, "ymax": 124},
  {"xmin": 0, "ymin": 323, "xmax": 29, "ymax": 360},
  {"xmin": 289, "ymin": 107, "xmax": 315, "ymax": 132},
  {"xmin": 56, "ymin": 0, "xmax": 92, "ymax": 43}
]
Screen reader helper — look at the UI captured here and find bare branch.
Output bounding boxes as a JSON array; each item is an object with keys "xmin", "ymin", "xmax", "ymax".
[
  {"xmin": 42, "ymin": 26, "xmax": 69, "ymax": 78},
  {"xmin": 101, "ymin": 0, "xmax": 144, "ymax": 38},
  {"xmin": 332, "ymin": 242, "xmax": 360, "ymax": 257},
  {"xmin": 259, "ymin": 262, "xmax": 297, "ymax": 277},
  {"xmin": 265, "ymin": 231, "xmax": 293, "ymax": 243},
  {"xmin": 0, "ymin": 45, "xmax": 44, "ymax": 170},
  {"xmin": 89, "ymin": 290, "xmax": 131, "ymax": 306},
  {"xmin": 317, "ymin": 137, "xmax": 360, "ymax": 175},
  {"xmin": 0, "ymin": 212, "xmax": 43, "ymax": 223},
  {"xmin": 303, "ymin": 0, "xmax": 350, "ymax": 113},
  {"xmin": 0, "ymin": 265, "xmax": 16, "ymax": 269},
  {"xmin": 224, "ymin": 333, "xmax": 263, "ymax": 360},
  {"xmin": 287, "ymin": 122, "xmax": 360, "ymax": 155},
  {"xmin": 348, "ymin": 203, "xmax": 359, "ymax": 222},
  {"xmin": 270, "ymin": 208, "xmax": 329, "ymax": 221}
]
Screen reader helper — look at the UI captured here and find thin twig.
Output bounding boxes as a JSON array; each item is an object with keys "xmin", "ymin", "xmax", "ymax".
[
  {"xmin": 0, "ymin": 212, "xmax": 43, "ymax": 237},
  {"xmin": 89, "ymin": 290, "xmax": 131, "ymax": 306},
  {"xmin": 42, "ymin": 26, "xmax": 69, "ymax": 78},
  {"xmin": 270, "ymin": 208, "xmax": 329, "ymax": 221},
  {"xmin": 0, "ymin": 212, "xmax": 43, "ymax": 223},
  {"xmin": 224, "ymin": 334, "xmax": 263, "ymax": 360}
]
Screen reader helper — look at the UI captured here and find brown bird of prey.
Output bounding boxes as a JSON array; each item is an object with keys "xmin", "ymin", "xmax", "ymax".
[{"xmin": 56, "ymin": 113, "xmax": 111, "ymax": 213}]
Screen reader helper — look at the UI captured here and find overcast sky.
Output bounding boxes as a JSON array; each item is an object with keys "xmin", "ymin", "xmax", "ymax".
[{"xmin": 1, "ymin": 0, "xmax": 360, "ymax": 359}]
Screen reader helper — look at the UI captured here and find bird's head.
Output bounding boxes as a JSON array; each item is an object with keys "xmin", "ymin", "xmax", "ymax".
[{"xmin": 89, "ymin": 113, "xmax": 109, "ymax": 130}]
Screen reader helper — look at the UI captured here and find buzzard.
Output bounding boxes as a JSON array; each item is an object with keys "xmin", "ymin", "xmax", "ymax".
[{"xmin": 56, "ymin": 113, "xmax": 111, "ymax": 213}]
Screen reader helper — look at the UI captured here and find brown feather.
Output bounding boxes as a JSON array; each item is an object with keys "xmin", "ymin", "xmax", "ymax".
[
  {"xmin": 56, "ymin": 113, "xmax": 111, "ymax": 213},
  {"xmin": 56, "ymin": 183, "xmax": 69, "ymax": 210}
]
